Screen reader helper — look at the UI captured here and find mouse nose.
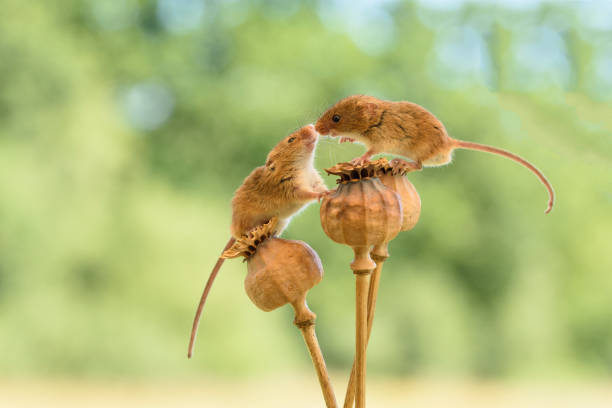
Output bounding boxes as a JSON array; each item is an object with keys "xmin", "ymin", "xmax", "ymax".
[
  {"xmin": 301, "ymin": 124, "xmax": 317, "ymax": 139},
  {"xmin": 315, "ymin": 122, "xmax": 328, "ymax": 135}
]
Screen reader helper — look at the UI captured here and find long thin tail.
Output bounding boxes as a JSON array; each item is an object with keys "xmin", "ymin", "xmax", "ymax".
[
  {"xmin": 188, "ymin": 237, "xmax": 236, "ymax": 358},
  {"xmin": 454, "ymin": 140, "xmax": 555, "ymax": 214}
]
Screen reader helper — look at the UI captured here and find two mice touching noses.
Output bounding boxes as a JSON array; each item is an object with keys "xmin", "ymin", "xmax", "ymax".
[{"xmin": 188, "ymin": 94, "xmax": 555, "ymax": 358}]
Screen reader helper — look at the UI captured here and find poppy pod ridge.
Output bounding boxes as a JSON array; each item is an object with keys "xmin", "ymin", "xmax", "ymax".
[
  {"xmin": 377, "ymin": 159, "xmax": 422, "ymax": 232},
  {"xmin": 320, "ymin": 160, "xmax": 402, "ymax": 408},
  {"xmin": 222, "ymin": 218, "xmax": 337, "ymax": 408}
]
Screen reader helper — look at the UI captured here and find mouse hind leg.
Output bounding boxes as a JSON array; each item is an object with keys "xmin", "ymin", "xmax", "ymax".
[
  {"xmin": 422, "ymin": 151, "xmax": 454, "ymax": 167},
  {"xmin": 390, "ymin": 158, "xmax": 422, "ymax": 173}
]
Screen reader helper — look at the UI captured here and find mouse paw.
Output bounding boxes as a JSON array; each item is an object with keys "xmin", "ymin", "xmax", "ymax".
[
  {"xmin": 317, "ymin": 190, "xmax": 335, "ymax": 202},
  {"xmin": 350, "ymin": 157, "xmax": 370, "ymax": 167}
]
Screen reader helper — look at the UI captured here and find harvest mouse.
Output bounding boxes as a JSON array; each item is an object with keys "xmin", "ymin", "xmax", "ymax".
[
  {"xmin": 315, "ymin": 94, "xmax": 554, "ymax": 213},
  {"xmin": 188, "ymin": 124, "xmax": 328, "ymax": 358}
]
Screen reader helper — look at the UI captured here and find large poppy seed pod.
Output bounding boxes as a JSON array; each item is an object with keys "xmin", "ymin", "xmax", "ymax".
[
  {"xmin": 320, "ymin": 161, "xmax": 403, "ymax": 272},
  {"xmin": 342, "ymin": 158, "xmax": 420, "ymax": 408},
  {"xmin": 222, "ymin": 218, "xmax": 323, "ymax": 325},
  {"xmin": 375, "ymin": 158, "xmax": 421, "ymax": 232}
]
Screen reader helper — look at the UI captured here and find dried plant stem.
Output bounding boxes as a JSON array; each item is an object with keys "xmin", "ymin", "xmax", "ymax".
[
  {"xmin": 299, "ymin": 324, "xmax": 338, "ymax": 407},
  {"xmin": 354, "ymin": 271, "xmax": 370, "ymax": 408},
  {"xmin": 348, "ymin": 245, "xmax": 376, "ymax": 408},
  {"xmin": 344, "ymin": 244, "xmax": 389, "ymax": 408},
  {"xmin": 293, "ymin": 300, "xmax": 338, "ymax": 408}
]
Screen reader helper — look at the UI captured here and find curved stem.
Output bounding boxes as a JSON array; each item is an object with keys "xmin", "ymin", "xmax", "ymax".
[
  {"xmin": 299, "ymin": 324, "xmax": 338, "ymax": 408},
  {"xmin": 293, "ymin": 300, "xmax": 338, "ymax": 408}
]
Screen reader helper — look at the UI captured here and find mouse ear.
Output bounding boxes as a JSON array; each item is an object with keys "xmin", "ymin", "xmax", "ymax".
[
  {"xmin": 359, "ymin": 102, "xmax": 379, "ymax": 121},
  {"xmin": 266, "ymin": 160, "xmax": 276, "ymax": 172},
  {"xmin": 364, "ymin": 102, "xmax": 378, "ymax": 115}
]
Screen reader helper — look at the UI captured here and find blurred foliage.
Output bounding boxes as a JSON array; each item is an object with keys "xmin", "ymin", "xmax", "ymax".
[{"xmin": 0, "ymin": 0, "xmax": 611, "ymax": 381}]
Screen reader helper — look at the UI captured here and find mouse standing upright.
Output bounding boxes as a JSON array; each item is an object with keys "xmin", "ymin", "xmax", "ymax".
[
  {"xmin": 315, "ymin": 95, "xmax": 554, "ymax": 213},
  {"xmin": 188, "ymin": 124, "xmax": 328, "ymax": 358}
]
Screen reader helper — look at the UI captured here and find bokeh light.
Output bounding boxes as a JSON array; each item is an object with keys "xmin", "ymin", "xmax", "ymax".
[
  {"xmin": 89, "ymin": 0, "xmax": 139, "ymax": 31},
  {"xmin": 510, "ymin": 26, "xmax": 571, "ymax": 90},
  {"xmin": 431, "ymin": 25, "xmax": 493, "ymax": 88},
  {"xmin": 157, "ymin": 0, "xmax": 205, "ymax": 33},
  {"xmin": 316, "ymin": 0, "xmax": 398, "ymax": 55},
  {"xmin": 121, "ymin": 83, "xmax": 175, "ymax": 131}
]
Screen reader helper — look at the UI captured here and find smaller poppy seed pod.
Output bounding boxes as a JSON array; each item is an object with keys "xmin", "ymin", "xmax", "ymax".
[
  {"xmin": 319, "ymin": 161, "xmax": 403, "ymax": 272},
  {"xmin": 375, "ymin": 158, "xmax": 421, "ymax": 232},
  {"xmin": 222, "ymin": 218, "xmax": 322, "ymax": 325},
  {"xmin": 244, "ymin": 238, "xmax": 323, "ymax": 324},
  {"xmin": 223, "ymin": 218, "xmax": 337, "ymax": 407}
]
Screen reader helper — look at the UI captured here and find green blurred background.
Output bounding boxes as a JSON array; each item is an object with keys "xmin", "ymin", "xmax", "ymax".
[{"xmin": 1, "ymin": 0, "xmax": 612, "ymax": 406}]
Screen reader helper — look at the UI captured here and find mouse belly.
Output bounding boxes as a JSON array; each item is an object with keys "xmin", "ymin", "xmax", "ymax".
[
  {"xmin": 277, "ymin": 201, "xmax": 310, "ymax": 221},
  {"xmin": 393, "ymin": 137, "xmax": 454, "ymax": 167}
]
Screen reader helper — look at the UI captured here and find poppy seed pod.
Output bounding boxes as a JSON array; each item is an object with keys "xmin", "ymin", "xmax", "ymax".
[
  {"xmin": 342, "ymin": 159, "xmax": 421, "ymax": 408},
  {"xmin": 320, "ymin": 161, "xmax": 403, "ymax": 272},
  {"xmin": 376, "ymin": 159, "xmax": 421, "ymax": 232},
  {"xmin": 320, "ymin": 160, "xmax": 402, "ymax": 407},
  {"xmin": 222, "ymin": 218, "xmax": 323, "ymax": 325},
  {"xmin": 222, "ymin": 218, "xmax": 337, "ymax": 407}
]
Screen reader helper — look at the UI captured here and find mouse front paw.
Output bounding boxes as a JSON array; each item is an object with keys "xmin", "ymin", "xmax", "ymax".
[{"xmin": 317, "ymin": 189, "xmax": 335, "ymax": 202}]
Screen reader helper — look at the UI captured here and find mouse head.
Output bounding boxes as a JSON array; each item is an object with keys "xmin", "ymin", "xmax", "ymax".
[
  {"xmin": 265, "ymin": 124, "xmax": 318, "ymax": 174},
  {"xmin": 315, "ymin": 95, "xmax": 384, "ymax": 137}
]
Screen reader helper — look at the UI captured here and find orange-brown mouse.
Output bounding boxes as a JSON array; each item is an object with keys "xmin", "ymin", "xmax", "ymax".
[
  {"xmin": 315, "ymin": 94, "xmax": 554, "ymax": 213},
  {"xmin": 188, "ymin": 124, "xmax": 328, "ymax": 358}
]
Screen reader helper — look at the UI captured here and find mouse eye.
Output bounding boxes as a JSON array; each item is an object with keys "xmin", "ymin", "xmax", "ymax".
[
  {"xmin": 332, "ymin": 114, "xmax": 341, "ymax": 123},
  {"xmin": 288, "ymin": 137, "xmax": 296, "ymax": 143}
]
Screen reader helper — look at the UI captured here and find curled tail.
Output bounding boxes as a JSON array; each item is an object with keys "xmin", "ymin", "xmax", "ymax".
[
  {"xmin": 454, "ymin": 140, "xmax": 555, "ymax": 214},
  {"xmin": 188, "ymin": 237, "xmax": 236, "ymax": 358}
]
